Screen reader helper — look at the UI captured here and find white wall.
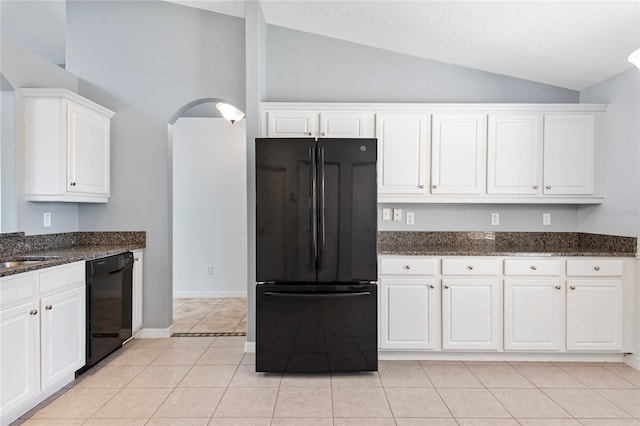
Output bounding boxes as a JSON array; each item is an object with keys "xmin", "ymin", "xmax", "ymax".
[{"xmin": 172, "ymin": 118, "xmax": 247, "ymax": 297}]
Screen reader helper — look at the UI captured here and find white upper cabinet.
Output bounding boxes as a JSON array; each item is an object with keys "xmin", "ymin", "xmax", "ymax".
[
  {"xmin": 487, "ymin": 114, "xmax": 542, "ymax": 195},
  {"xmin": 376, "ymin": 113, "xmax": 429, "ymax": 195},
  {"xmin": 23, "ymin": 88, "xmax": 114, "ymax": 203},
  {"xmin": 265, "ymin": 110, "xmax": 373, "ymax": 138},
  {"xmin": 543, "ymin": 113, "xmax": 595, "ymax": 195},
  {"xmin": 431, "ymin": 113, "xmax": 486, "ymax": 195}
]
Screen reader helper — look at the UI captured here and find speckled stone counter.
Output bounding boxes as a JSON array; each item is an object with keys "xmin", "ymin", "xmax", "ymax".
[
  {"xmin": 378, "ymin": 231, "xmax": 637, "ymax": 257},
  {"xmin": 0, "ymin": 231, "xmax": 145, "ymax": 277}
]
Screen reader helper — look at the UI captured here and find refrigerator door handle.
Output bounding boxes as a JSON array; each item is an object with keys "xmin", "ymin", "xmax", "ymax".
[
  {"xmin": 263, "ymin": 291, "xmax": 371, "ymax": 298},
  {"xmin": 309, "ymin": 146, "xmax": 318, "ymax": 269},
  {"xmin": 318, "ymin": 146, "xmax": 326, "ymax": 270}
]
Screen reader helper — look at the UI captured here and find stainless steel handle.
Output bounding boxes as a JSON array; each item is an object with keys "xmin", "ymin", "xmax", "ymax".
[
  {"xmin": 594, "ymin": 266, "xmax": 600, "ymax": 271},
  {"xmin": 444, "ymin": 285, "xmax": 449, "ymax": 289},
  {"xmin": 530, "ymin": 265, "xmax": 537, "ymax": 271},
  {"xmin": 533, "ymin": 185, "xmax": 539, "ymax": 189},
  {"xmin": 555, "ymin": 285, "xmax": 561, "ymax": 290},
  {"xmin": 30, "ymin": 309, "xmax": 38, "ymax": 316},
  {"xmin": 45, "ymin": 305, "xmax": 53, "ymax": 310},
  {"xmin": 309, "ymin": 147, "xmax": 318, "ymax": 269},
  {"xmin": 404, "ymin": 265, "xmax": 411, "ymax": 270},
  {"xmin": 466, "ymin": 265, "xmax": 474, "ymax": 270},
  {"xmin": 570, "ymin": 286, "xmax": 576, "ymax": 290},
  {"xmin": 318, "ymin": 146, "xmax": 326, "ymax": 270},
  {"xmin": 546, "ymin": 185, "xmax": 551, "ymax": 189}
]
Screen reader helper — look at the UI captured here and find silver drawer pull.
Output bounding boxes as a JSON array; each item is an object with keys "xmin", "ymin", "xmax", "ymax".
[
  {"xmin": 444, "ymin": 285, "xmax": 449, "ymax": 289},
  {"xmin": 530, "ymin": 265, "xmax": 537, "ymax": 271},
  {"xmin": 429, "ymin": 285, "xmax": 434, "ymax": 289},
  {"xmin": 570, "ymin": 286, "xmax": 576, "ymax": 290},
  {"xmin": 594, "ymin": 266, "xmax": 600, "ymax": 271},
  {"xmin": 555, "ymin": 285, "xmax": 561, "ymax": 290},
  {"xmin": 29, "ymin": 310, "xmax": 38, "ymax": 316},
  {"xmin": 45, "ymin": 305, "xmax": 53, "ymax": 310},
  {"xmin": 466, "ymin": 265, "xmax": 474, "ymax": 270},
  {"xmin": 404, "ymin": 265, "xmax": 411, "ymax": 270}
]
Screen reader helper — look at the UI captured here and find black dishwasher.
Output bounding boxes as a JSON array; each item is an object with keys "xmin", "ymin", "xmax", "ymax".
[{"xmin": 78, "ymin": 252, "xmax": 134, "ymax": 375}]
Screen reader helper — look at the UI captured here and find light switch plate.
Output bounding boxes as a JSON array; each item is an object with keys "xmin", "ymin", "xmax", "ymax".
[
  {"xmin": 43, "ymin": 212, "xmax": 51, "ymax": 227},
  {"xmin": 491, "ymin": 212, "xmax": 499, "ymax": 226},
  {"xmin": 406, "ymin": 212, "xmax": 415, "ymax": 225},
  {"xmin": 382, "ymin": 208, "xmax": 391, "ymax": 221},
  {"xmin": 393, "ymin": 208, "xmax": 403, "ymax": 222},
  {"xmin": 543, "ymin": 213, "xmax": 551, "ymax": 226}
]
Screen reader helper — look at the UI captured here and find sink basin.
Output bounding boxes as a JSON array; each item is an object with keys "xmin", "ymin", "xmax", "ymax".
[{"xmin": 0, "ymin": 260, "xmax": 42, "ymax": 268}]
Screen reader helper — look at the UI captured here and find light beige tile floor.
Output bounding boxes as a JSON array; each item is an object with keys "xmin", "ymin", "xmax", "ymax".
[
  {"xmin": 172, "ymin": 298, "xmax": 247, "ymax": 334},
  {"xmin": 14, "ymin": 336, "xmax": 640, "ymax": 425}
]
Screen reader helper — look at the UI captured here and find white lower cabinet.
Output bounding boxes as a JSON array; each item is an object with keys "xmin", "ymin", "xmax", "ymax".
[
  {"xmin": 566, "ymin": 279, "xmax": 623, "ymax": 351},
  {"xmin": 0, "ymin": 262, "xmax": 85, "ymax": 426},
  {"xmin": 380, "ymin": 278, "xmax": 438, "ymax": 349},
  {"xmin": 504, "ymin": 279, "xmax": 564, "ymax": 351},
  {"xmin": 132, "ymin": 250, "xmax": 144, "ymax": 332},
  {"xmin": 441, "ymin": 278, "xmax": 501, "ymax": 351}
]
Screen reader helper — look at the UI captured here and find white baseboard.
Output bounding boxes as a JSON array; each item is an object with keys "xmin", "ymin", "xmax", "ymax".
[
  {"xmin": 245, "ymin": 341, "xmax": 256, "ymax": 353},
  {"xmin": 378, "ymin": 351, "xmax": 625, "ymax": 363},
  {"xmin": 173, "ymin": 291, "xmax": 247, "ymax": 298},
  {"xmin": 134, "ymin": 325, "xmax": 173, "ymax": 339},
  {"xmin": 624, "ymin": 353, "xmax": 640, "ymax": 370}
]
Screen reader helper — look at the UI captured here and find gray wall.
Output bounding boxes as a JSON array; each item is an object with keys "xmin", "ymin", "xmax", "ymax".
[
  {"xmin": 66, "ymin": 1, "xmax": 246, "ymax": 330},
  {"xmin": 578, "ymin": 68, "xmax": 640, "ymax": 238},
  {"xmin": 266, "ymin": 25, "xmax": 579, "ymax": 103},
  {"xmin": 0, "ymin": 38, "xmax": 80, "ymax": 235}
]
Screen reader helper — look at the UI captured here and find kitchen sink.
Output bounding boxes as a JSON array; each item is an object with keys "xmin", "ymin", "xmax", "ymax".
[{"xmin": 0, "ymin": 256, "xmax": 61, "ymax": 269}]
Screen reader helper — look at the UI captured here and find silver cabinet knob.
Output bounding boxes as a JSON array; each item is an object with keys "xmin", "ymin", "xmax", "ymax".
[
  {"xmin": 432, "ymin": 185, "xmax": 438, "ymax": 189},
  {"xmin": 70, "ymin": 182, "xmax": 76, "ymax": 186},
  {"xmin": 444, "ymin": 285, "xmax": 449, "ymax": 289},
  {"xmin": 546, "ymin": 185, "xmax": 551, "ymax": 189},
  {"xmin": 555, "ymin": 285, "xmax": 561, "ymax": 290},
  {"xmin": 594, "ymin": 266, "xmax": 600, "ymax": 271},
  {"xmin": 321, "ymin": 131, "xmax": 326, "ymax": 136},
  {"xmin": 429, "ymin": 285, "xmax": 435, "ymax": 289},
  {"xmin": 45, "ymin": 305, "xmax": 53, "ymax": 310},
  {"xmin": 466, "ymin": 265, "xmax": 474, "ymax": 270},
  {"xmin": 404, "ymin": 265, "xmax": 411, "ymax": 270},
  {"xmin": 29, "ymin": 309, "xmax": 38, "ymax": 316},
  {"xmin": 307, "ymin": 132, "xmax": 312, "ymax": 136},
  {"xmin": 533, "ymin": 185, "xmax": 539, "ymax": 189},
  {"xmin": 570, "ymin": 286, "xmax": 576, "ymax": 290},
  {"xmin": 135, "ymin": 257, "xmax": 139, "ymax": 261},
  {"xmin": 419, "ymin": 184, "xmax": 425, "ymax": 189},
  {"xmin": 530, "ymin": 265, "xmax": 537, "ymax": 271}
]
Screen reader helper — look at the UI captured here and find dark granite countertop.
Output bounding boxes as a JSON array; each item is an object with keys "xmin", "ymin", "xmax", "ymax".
[
  {"xmin": 0, "ymin": 232, "xmax": 145, "ymax": 277},
  {"xmin": 378, "ymin": 231, "xmax": 637, "ymax": 258}
]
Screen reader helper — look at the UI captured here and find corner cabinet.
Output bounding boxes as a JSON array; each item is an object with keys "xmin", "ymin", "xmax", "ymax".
[{"xmin": 23, "ymin": 88, "xmax": 115, "ymax": 203}]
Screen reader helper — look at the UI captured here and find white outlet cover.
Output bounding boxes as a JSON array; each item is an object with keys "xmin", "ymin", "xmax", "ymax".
[
  {"xmin": 406, "ymin": 212, "xmax": 415, "ymax": 225},
  {"xmin": 393, "ymin": 208, "xmax": 403, "ymax": 221},
  {"xmin": 491, "ymin": 212, "xmax": 499, "ymax": 226},
  {"xmin": 382, "ymin": 208, "xmax": 391, "ymax": 221},
  {"xmin": 543, "ymin": 213, "xmax": 551, "ymax": 225}
]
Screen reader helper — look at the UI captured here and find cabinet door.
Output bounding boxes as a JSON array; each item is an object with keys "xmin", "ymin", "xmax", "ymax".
[
  {"xmin": 543, "ymin": 114, "xmax": 594, "ymax": 195},
  {"xmin": 379, "ymin": 278, "xmax": 438, "ymax": 349},
  {"xmin": 66, "ymin": 101, "xmax": 110, "ymax": 195},
  {"xmin": 132, "ymin": 250, "xmax": 144, "ymax": 332},
  {"xmin": 442, "ymin": 279, "xmax": 501, "ymax": 350},
  {"xmin": 266, "ymin": 110, "xmax": 316, "ymax": 137},
  {"xmin": 431, "ymin": 114, "xmax": 486, "ymax": 195},
  {"xmin": 504, "ymin": 280, "xmax": 564, "ymax": 351},
  {"xmin": 376, "ymin": 113, "xmax": 429, "ymax": 195},
  {"xmin": 487, "ymin": 114, "xmax": 542, "ymax": 195},
  {"xmin": 0, "ymin": 301, "xmax": 39, "ymax": 416},
  {"xmin": 40, "ymin": 286, "xmax": 86, "ymax": 390},
  {"xmin": 319, "ymin": 112, "xmax": 372, "ymax": 138},
  {"xmin": 566, "ymin": 279, "xmax": 623, "ymax": 351}
]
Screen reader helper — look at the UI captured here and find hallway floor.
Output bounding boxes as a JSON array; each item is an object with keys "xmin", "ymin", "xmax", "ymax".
[
  {"xmin": 172, "ymin": 297, "xmax": 247, "ymax": 335},
  {"xmin": 13, "ymin": 336, "xmax": 640, "ymax": 425}
]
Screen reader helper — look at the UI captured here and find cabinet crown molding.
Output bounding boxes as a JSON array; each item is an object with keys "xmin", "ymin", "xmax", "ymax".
[{"xmin": 21, "ymin": 88, "xmax": 115, "ymax": 117}]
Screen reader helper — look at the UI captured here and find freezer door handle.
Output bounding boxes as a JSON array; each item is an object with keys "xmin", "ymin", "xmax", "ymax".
[
  {"xmin": 263, "ymin": 291, "xmax": 371, "ymax": 298},
  {"xmin": 309, "ymin": 146, "xmax": 318, "ymax": 268},
  {"xmin": 318, "ymin": 146, "xmax": 326, "ymax": 270}
]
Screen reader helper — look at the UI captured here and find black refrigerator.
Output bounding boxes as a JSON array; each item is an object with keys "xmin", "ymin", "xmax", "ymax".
[{"xmin": 255, "ymin": 137, "xmax": 378, "ymax": 373}]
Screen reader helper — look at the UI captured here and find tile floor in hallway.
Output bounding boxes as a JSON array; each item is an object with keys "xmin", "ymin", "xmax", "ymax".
[
  {"xmin": 172, "ymin": 298, "xmax": 247, "ymax": 335},
  {"xmin": 14, "ymin": 335, "xmax": 640, "ymax": 425}
]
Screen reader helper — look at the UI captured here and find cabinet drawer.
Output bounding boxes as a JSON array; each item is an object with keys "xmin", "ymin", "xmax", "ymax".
[
  {"xmin": 40, "ymin": 261, "xmax": 85, "ymax": 294},
  {"xmin": 504, "ymin": 259, "xmax": 561, "ymax": 276},
  {"xmin": 380, "ymin": 258, "xmax": 436, "ymax": 275},
  {"xmin": 566, "ymin": 259, "xmax": 623, "ymax": 277},
  {"xmin": 0, "ymin": 272, "xmax": 38, "ymax": 309},
  {"xmin": 441, "ymin": 258, "xmax": 499, "ymax": 276}
]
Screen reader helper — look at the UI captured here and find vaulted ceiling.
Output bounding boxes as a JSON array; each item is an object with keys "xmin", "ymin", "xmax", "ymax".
[{"xmin": 168, "ymin": 0, "xmax": 640, "ymax": 91}]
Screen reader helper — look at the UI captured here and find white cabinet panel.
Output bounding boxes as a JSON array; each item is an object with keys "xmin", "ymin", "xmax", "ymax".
[
  {"xmin": 431, "ymin": 114, "xmax": 486, "ymax": 195},
  {"xmin": 376, "ymin": 114, "xmax": 429, "ymax": 195},
  {"xmin": 319, "ymin": 112, "xmax": 372, "ymax": 138},
  {"xmin": 441, "ymin": 258, "xmax": 500, "ymax": 276},
  {"xmin": 132, "ymin": 250, "xmax": 144, "ymax": 332},
  {"xmin": 380, "ymin": 278, "xmax": 438, "ymax": 349},
  {"xmin": 40, "ymin": 286, "xmax": 85, "ymax": 390},
  {"xmin": 379, "ymin": 257, "xmax": 436, "ymax": 275},
  {"xmin": 504, "ymin": 259, "xmax": 561, "ymax": 276},
  {"xmin": 441, "ymin": 279, "xmax": 501, "ymax": 350},
  {"xmin": 504, "ymin": 280, "xmax": 564, "ymax": 351},
  {"xmin": 566, "ymin": 279, "xmax": 623, "ymax": 351},
  {"xmin": 487, "ymin": 114, "xmax": 542, "ymax": 195},
  {"xmin": 543, "ymin": 114, "xmax": 595, "ymax": 195},
  {"xmin": 566, "ymin": 259, "xmax": 623, "ymax": 277},
  {"xmin": 265, "ymin": 110, "xmax": 316, "ymax": 137}
]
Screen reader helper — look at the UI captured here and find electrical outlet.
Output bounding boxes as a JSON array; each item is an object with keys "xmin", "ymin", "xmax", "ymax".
[
  {"xmin": 382, "ymin": 208, "xmax": 391, "ymax": 221},
  {"xmin": 491, "ymin": 212, "xmax": 499, "ymax": 226},
  {"xmin": 43, "ymin": 212, "xmax": 51, "ymax": 227},
  {"xmin": 406, "ymin": 212, "xmax": 415, "ymax": 225},
  {"xmin": 393, "ymin": 208, "xmax": 403, "ymax": 222},
  {"xmin": 543, "ymin": 213, "xmax": 551, "ymax": 226},
  {"xmin": 206, "ymin": 265, "xmax": 214, "ymax": 275}
]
